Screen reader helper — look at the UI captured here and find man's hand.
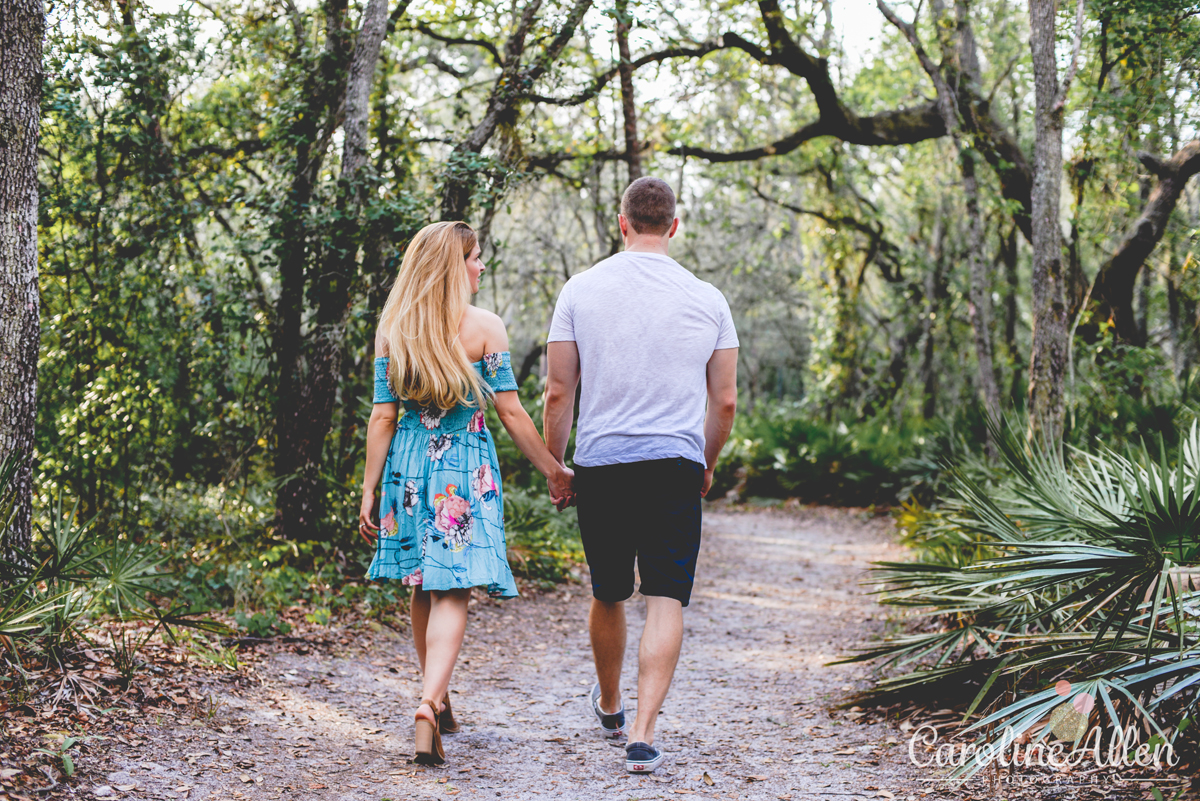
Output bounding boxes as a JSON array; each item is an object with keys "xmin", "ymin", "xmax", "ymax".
[
  {"xmin": 358, "ymin": 491, "xmax": 379, "ymax": 544},
  {"xmin": 701, "ymin": 468, "xmax": 714, "ymax": 498},
  {"xmin": 548, "ymin": 465, "xmax": 575, "ymax": 511}
]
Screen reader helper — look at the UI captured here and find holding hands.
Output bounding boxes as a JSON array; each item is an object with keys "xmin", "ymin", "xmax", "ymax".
[{"xmin": 548, "ymin": 463, "xmax": 575, "ymax": 511}]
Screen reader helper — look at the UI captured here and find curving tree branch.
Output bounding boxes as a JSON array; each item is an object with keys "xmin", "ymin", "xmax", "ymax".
[
  {"xmin": 1090, "ymin": 140, "xmax": 1200, "ymax": 344},
  {"xmin": 523, "ymin": 39, "xmax": 728, "ymax": 106},
  {"xmin": 411, "ymin": 23, "xmax": 503, "ymax": 67}
]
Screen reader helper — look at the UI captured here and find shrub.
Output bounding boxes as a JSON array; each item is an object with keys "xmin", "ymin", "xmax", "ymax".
[
  {"xmin": 849, "ymin": 418, "xmax": 1200, "ymax": 781},
  {"xmin": 712, "ymin": 403, "xmax": 939, "ymax": 507},
  {"xmin": 502, "ymin": 485, "xmax": 582, "ymax": 587}
]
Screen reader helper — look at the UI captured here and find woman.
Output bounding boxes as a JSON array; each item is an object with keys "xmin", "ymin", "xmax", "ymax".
[{"xmin": 358, "ymin": 221, "xmax": 573, "ymax": 765}]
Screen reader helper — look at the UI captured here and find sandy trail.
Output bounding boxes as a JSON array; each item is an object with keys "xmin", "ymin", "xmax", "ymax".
[{"xmin": 81, "ymin": 507, "xmax": 948, "ymax": 800}]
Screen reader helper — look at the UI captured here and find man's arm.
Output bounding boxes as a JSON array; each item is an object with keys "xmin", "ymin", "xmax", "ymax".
[
  {"xmin": 702, "ymin": 348, "xmax": 739, "ymax": 497},
  {"xmin": 544, "ymin": 340, "xmax": 581, "ymax": 465}
]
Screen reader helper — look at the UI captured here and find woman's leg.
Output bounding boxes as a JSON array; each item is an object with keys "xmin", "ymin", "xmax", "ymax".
[
  {"xmin": 410, "ymin": 587, "xmax": 431, "ymax": 674},
  {"xmin": 414, "ymin": 588, "xmax": 471, "ymax": 722}
]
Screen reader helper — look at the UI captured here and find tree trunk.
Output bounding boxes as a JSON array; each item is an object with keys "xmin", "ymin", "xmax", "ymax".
[
  {"xmin": 1001, "ymin": 226, "xmax": 1025, "ymax": 402},
  {"xmin": 274, "ymin": 0, "xmax": 393, "ymax": 541},
  {"xmin": 829, "ymin": 257, "xmax": 861, "ymax": 414},
  {"xmin": 0, "ymin": 0, "xmax": 45, "ymax": 561},
  {"xmin": 921, "ymin": 210, "xmax": 948, "ymax": 420},
  {"xmin": 1026, "ymin": 0, "xmax": 1069, "ymax": 441},
  {"xmin": 963, "ymin": 149, "xmax": 1002, "ymax": 427},
  {"xmin": 1166, "ymin": 235, "xmax": 1195, "ymax": 382},
  {"xmin": 615, "ymin": 0, "xmax": 641, "ymax": 182}
]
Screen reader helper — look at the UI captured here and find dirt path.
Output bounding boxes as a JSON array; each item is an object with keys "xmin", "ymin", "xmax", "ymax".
[{"xmin": 80, "ymin": 507, "xmax": 949, "ymax": 801}]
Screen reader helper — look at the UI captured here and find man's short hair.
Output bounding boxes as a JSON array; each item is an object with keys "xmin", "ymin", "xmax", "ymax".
[{"xmin": 620, "ymin": 177, "xmax": 676, "ymax": 236}]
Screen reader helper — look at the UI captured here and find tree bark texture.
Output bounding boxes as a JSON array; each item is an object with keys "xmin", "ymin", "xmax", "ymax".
[
  {"xmin": 1001, "ymin": 226, "xmax": 1024, "ymax": 401},
  {"xmin": 274, "ymin": 0, "xmax": 395, "ymax": 541},
  {"xmin": 614, "ymin": 0, "xmax": 641, "ymax": 182},
  {"xmin": 1026, "ymin": 0, "xmax": 1069, "ymax": 441},
  {"xmin": 0, "ymin": 0, "xmax": 44, "ymax": 558}
]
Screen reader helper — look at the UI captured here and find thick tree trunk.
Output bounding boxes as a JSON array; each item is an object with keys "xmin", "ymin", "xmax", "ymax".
[
  {"xmin": 274, "ymin": 0, "xmax": 395, "ymax": 541},
  {"xmin": 1026, "ymin": 0, "xmax": 1069, "ymax": 441},
  {"xmin": 273, "ymin": 0, "xmax": 350, "ymax": 539},
  {"xmin": 615, "ymin": 0, "xmax": 641, "ymax": 182},
  {"xmin": 0, "ymin": 0, "xmax": 45, "ymax": 560}
]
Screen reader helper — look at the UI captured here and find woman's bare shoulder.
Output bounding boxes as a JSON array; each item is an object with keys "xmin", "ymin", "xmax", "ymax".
[
  {"xmin": 374, "ymin": 329, "xmax": 389, "ymax": 358},
  {"xmin": 462, "ymin": 306, "xmax": 508, "ymax": 353}
]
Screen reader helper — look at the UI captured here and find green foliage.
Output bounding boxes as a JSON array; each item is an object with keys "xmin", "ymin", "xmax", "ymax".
[
  {"xmin": 1069, "ymin": 337, "xmax": 1197, "ymax": 450},
  {"xmin": 0, "ymin": 455, "xmax": 227, "ymax": 706},
  {"xmin": 850, "ymin": 418, "xmax": 1200, "ymax": 780},
  {"xmin": 25, "ymin": 1, "xmax": 1200, "ymax": 693},
  {"xmin": 34, "ymin": 734, "xmax": 98, "ymax": 778},
  {"xmin": 234, "ymin": 610, "xmax": 292, "ymax": 638},
  {"xmin": 503, "ymin": 486, "xmax": 582, "ymax": 587},
  {"xmin": 711, "ymin": 403, "xmax": 958, "ymax": 506}
]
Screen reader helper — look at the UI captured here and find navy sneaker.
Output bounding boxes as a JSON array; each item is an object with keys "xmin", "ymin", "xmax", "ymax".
[
  {"xmin": 625, "ymin": 741, "xmax": 665, "ymax": 773},
  {"xmin": 589, "ymin": 682, "xmax": 626, "ymax": 746}
]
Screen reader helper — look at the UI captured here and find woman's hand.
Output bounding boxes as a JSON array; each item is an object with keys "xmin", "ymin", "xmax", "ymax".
[{"xmin": 358, "ymin": 491, "xmax": 379, "ymax": 544}]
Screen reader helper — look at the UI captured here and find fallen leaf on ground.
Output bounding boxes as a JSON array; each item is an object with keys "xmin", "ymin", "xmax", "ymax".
[{"xmin": 702, "ymin": 772, "xmax": 714, "ymax": 786}]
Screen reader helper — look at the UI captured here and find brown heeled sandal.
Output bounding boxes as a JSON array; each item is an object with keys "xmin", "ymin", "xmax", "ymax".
[
  {"xmin": 440, "ymin": 692, "xmax": 460, "ymax": 734},
  {"xmin": 413, "ymin": 698, "xmax": 445, "ymax": 765}
]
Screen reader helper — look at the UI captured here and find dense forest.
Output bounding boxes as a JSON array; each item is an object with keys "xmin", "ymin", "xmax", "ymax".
[
  {"xmin": 2, "ymin": 0, "xmax": 1200, "ymax": 788},
  {"xmin": 16, "ymin": 0, "xmax": 1198, "ymax": 543}
]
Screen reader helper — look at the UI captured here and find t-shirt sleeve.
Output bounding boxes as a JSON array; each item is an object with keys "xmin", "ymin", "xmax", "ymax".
[
  {"xmin": 547, "ymin": 279, "xmax": 576, "ymax": 343},
  {"xmin": 373, "ymin": 357, "xmax": 400, "ymax": 403},
  {"xmin": 714, "ymin": 289, "xmax": 739, "ymax": 349}
]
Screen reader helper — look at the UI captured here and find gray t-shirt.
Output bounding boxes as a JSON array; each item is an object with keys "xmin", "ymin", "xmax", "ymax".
[{"xmin": 547, "ymin": 251, "xmax": 739, "ymax": 467}]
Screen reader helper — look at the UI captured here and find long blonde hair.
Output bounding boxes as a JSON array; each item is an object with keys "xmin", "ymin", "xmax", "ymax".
[{"xmin": 377, "ymin": 221, "xmax": 488, "ymax": 411}]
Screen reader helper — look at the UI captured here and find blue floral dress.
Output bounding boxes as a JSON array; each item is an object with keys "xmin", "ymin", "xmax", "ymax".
[{"xmin": 368, "ymin": 352, "xmax": 519, "ymax": 599}]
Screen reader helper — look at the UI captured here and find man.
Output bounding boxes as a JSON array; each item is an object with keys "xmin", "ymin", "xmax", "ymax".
[{"xmin": 543, "ymin": 177, "xmax": 739, "ymax": 774}]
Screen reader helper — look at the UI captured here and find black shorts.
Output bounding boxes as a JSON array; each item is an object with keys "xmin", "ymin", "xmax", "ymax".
[{"xmin": 575, "ymin": 457, "xmax": 704, "ymax": 607}]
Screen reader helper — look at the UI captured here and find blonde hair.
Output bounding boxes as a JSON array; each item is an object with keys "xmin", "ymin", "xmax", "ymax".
[{"xmin": 377, "ymin": 221, "xmax": 488, "ymax": 411}]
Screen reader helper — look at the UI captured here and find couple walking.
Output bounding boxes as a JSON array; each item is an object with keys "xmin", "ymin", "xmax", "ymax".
[{"xmin": 357, "ymin": 177, "xmax": 739, "ymax": 772}]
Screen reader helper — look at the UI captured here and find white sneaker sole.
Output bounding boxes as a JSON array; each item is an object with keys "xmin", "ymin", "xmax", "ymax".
[{"xmin": 626, "ymin": 751, "xmax": 665, "ymax": 773}]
